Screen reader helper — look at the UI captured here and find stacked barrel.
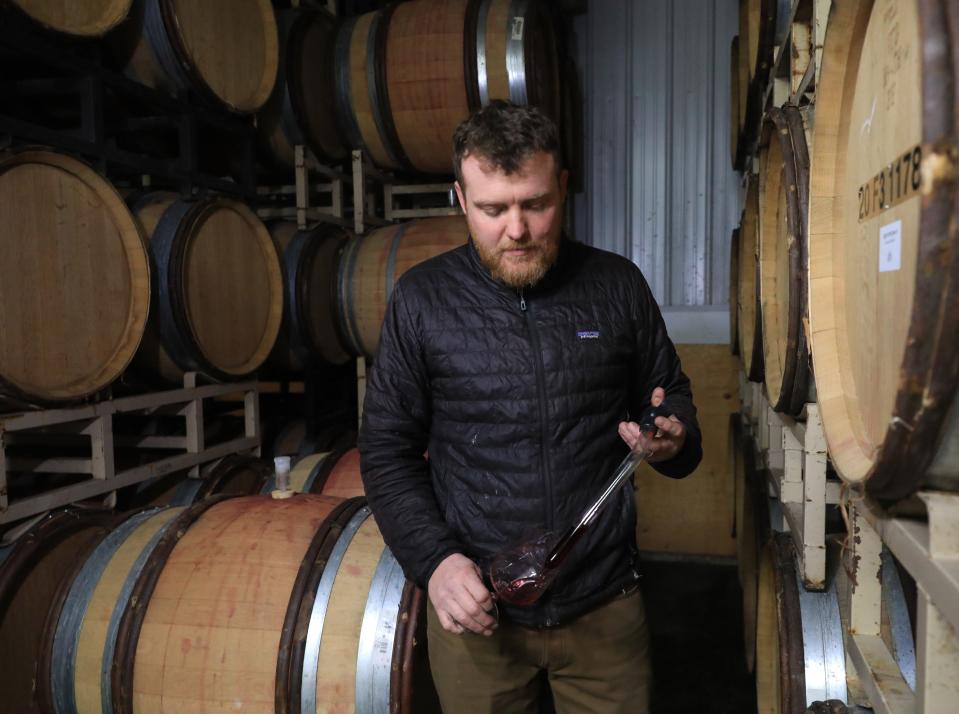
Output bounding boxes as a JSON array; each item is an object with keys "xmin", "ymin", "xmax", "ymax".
[
  {"xmin": 1, "ymin": 3, "xmax": 565, "ymax": 709},
  {"xmin": 731, "ymin": 0, "xmax": 959, "ymax": 709},
  {"xmin": 0, "ymin": 493, "xmax": 440, "ymax": 713},
  {"xmin": 1, "ymin": 0, "xmax": 563, "ymax": 406},
  {"xmin": 731, "ymin": 0, "xmax": 959, "ymax": 499}
]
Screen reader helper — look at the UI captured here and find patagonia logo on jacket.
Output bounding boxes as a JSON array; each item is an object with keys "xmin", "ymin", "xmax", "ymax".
[{"xmin": 577, "ymin": 330, "xmax": 600, "ymax": 339}]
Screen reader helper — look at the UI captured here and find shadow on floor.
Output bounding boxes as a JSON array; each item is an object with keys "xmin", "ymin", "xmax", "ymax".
[{"xmin": 642, "ymin": 558, "xmax": 757, "ymax": 714}]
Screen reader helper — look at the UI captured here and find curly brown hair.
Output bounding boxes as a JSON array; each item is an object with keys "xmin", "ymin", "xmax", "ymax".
[{"xmin": 452, "ymin": 100, "xmax": 561, "ymax": 187}]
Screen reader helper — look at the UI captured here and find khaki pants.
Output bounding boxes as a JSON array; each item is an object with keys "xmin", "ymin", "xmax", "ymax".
[{"xmin": 427, "ymin": 589, "xmax": 651, "ymax": 714}]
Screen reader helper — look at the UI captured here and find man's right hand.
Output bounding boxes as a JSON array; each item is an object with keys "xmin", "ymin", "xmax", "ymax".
[{"xmin": 428, "ymin": 553, "xmax": 498, "ymax": 636}]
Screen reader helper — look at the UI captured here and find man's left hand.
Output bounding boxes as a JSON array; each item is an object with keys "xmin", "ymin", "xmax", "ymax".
[{"xmin": 617, "ymin": 386, "xmax": 686, "ymax": 463}]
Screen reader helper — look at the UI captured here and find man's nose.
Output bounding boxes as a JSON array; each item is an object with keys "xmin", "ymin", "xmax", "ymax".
[{"xmin": 504, "ymin": 208, "xmax": 527, "ymax": 240}]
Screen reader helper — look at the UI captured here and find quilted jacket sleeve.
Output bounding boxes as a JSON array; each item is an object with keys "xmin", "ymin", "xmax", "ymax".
[
  {"xmin": 632, "ymin": 270, "xmax": 703, "ymax": 479},
  {"xmin": 358, "ymin": 282, "xmax": 465, "ymax": 588}
]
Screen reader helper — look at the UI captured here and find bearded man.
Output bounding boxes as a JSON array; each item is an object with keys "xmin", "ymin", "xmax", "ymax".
[{"xmin": 359, "ymin": 101, "xmax": 702, "ymax": 714}]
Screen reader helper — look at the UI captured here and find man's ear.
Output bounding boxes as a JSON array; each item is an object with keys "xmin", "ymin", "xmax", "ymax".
[
  {"xmin": 453, "ymin": 180, "xmax": 467, "ymax": 213},
  {"xmin": 558, "ymin": 170, "xmax": 569, "ymax": 203}
]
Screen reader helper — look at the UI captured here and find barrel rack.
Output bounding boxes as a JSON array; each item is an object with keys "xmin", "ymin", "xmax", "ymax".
[
  {"xmin": 350, "ymin": 149, "xmax": 463, "ymax": 235},
  {"xmin": 0, "ymin": 375, "xmax": 260, "ymax": 525},
  {"xmin": 740, "ymin": 374, "xmax": 959, "ymax": 712},
  {"xmin": 0, "ymin": 18, "xmax": 257, "ymax": 200},
  {"xmin": 741, "ymin": 375, "xmax": 838, "ymax": 590},
  {"xmin": 256, "ymin": 144, "xmax": 351, "ymax": 229},
  {"xmin": 763, "ymin": 0, "xmax": 831, "ymax": 110},
  {"xmin": 737, "ymin": 1, "xmax": 959, "ymax": 706},
  {"xmin": 254, "ymin": 145, "xmax": 464, "ymax": 236}
]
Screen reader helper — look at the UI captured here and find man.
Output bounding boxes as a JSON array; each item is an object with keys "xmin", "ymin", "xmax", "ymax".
[{"xmin": 359, "ymin": 101, "xmax": 701, "ymax": 713}]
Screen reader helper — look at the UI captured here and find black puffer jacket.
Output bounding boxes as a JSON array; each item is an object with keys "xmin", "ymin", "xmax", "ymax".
[{"xmin": 359, "ymin": 237, "xmax": 701, "ymax": 627}]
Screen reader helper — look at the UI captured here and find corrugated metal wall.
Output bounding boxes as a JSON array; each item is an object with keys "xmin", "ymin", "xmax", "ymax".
[{"xmin": 571, "ymin": 0, "xmax": 742, "ymax": 329}]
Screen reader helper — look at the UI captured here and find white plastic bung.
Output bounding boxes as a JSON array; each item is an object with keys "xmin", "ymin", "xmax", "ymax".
[{"xmin": 272, "ymin": 455, "xmax": 293, "ymax": 498}]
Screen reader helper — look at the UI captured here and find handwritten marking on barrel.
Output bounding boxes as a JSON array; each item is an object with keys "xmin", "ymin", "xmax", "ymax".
[{"xmin": 860, "ymin": 97, "xmax": 877, "ymax": 137}]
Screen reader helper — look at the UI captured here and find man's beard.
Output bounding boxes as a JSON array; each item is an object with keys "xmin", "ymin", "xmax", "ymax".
[{"xmin": 474, "ymin": 236, "xmax": 560, "ymax": 289}]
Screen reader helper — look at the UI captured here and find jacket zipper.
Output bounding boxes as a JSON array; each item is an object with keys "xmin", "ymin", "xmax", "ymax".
[
  {"xmin": 518, "ymin": 288, "xmax": 555, "ymax": 535},
  {"xmin": 520, "ymin": 289, "xmax": 557, "ymax": 625}
]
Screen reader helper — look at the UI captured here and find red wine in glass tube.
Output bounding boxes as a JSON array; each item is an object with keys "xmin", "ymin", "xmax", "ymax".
[{"xmin": 489, "ymin": 404, "xmax": 669, "ymax": 606}]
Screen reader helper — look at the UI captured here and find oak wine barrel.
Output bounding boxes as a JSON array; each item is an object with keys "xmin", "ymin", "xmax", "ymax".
[
  {"xmin": 730, "ymin": 35, "xmax": 741, "ymax": 168},
  {"xmin": 337, "ymin": 216, "xmax": 469, "ymax": 359},
  {"xmin": 807, "ymin": 0, "xmax": 959, "ymax": 498},
  {"xmin": 127, "ymin": 454, "xmax": 273, "ymax": 509},
  {"xmin": 0, "ymin": 509, "xmax": 114, "ymax": 713},
  {"xmin": 39, "ymin": 495, "xmax": 438, "ymax": 713},
  {"xmin": 268, "ymin": 221, "xmax": 352, "ymax": 372},
  {"xmin": 0, "ymin": 150, "xmax": 150, "ymax": 408},
  {"xmin": 112, "ymin": 0, "xmax": 279, "ymax": 113},
  {"xmin": 131, "ymin": 192, "xmax": 284, "ymax": 382},
  {"xmin": 2, "ymin": 0, "xmax": 130, "ymax": 36},
  {"xmin": 758, "ymin": 105, "xmax": 811, "ymax": 417},
  {"xmin": 736, "ymin": 14, "xmax": 750, "ymax": 140},
  {"xmin": 732, "ymin": 415, "xmax": 769, "ymax": 674},
  {"xmin": 730, "ymin": 227, "xmax": 740, "ymax": 356},
  {"xmin": 738, "ymin": 179, "xmax": 764, "ymax": 382},
  {"xmin": 738, "ymin": 0, "xmax": 778, "ymax": 89},
  {"xmin": 268, "ymin": 417, "xmax": 357, "ymax": 460},
  {"xmin": 334, "ymin": 0, "xmax": 560, "ymax": 175},
  {"xmin": 737, "ymin": 0, "xmax": 780, "ymax": 163},
  {"xmin": 755, "ymin": 535, "xmax": 821, "ymax": 713},
  {"xmin": 258, "ymin": 6, "xmax": 348, "ymax": 167},
  {"xmin": 754, "ymin": 537, "xmax": 914, "ymax": 710},
  {"xmin": 271, "ymin": 417, "xmax": 320, "ymax": 460},
  {"xmin": 261, "ymin": 446, "xmax": 365, "ymax": 499}
]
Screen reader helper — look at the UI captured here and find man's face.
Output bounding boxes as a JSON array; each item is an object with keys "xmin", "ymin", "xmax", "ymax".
[{"xmin": 454, "ymin": 151, "xmax": 568, "ymax": 289}]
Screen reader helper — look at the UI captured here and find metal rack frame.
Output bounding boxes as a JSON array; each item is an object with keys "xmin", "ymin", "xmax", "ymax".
[
  {"xmin": 0, "ymin": 374, "xmax": 260, "ymax": 525},
  {"xmin": 256, "ymin": 145, "xmax": 351, "ymax": 230},
  {"xmin": 350, "ymin": 149, "xmax": 462, "ymax": 235}
]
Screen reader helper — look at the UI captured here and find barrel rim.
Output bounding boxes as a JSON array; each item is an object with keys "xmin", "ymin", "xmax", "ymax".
[
  {"xmin": 769, "ymin": 535, "xmax": 807, "ymax": 712},
  {"xmin": 153, "ymin": 0, "xmax": 279, "ymax": 113},
  {"xmin": 730, "ymin": 35, "xmax": 741, "ymax": 168},
  {"xmin": 333, "ymin": 15, "xmax": 367, "ymax": 152},
  {"xmin": 35, "ymin": 509, "xmax": 136, "ymax": 714},
  {"xmin": 0, "ymin": 508, "xmax": 114, "ymax": 620},
  {"xmin": 193, "ymin": 453, "xmax": 272, "ymax": 501},
  {"xmin": 463, "ymin": 0, "xmax": 485, "ymax": 113},
  {"xmin": 781, "ymin": 104, "xmax": 812, "ymax": 416},
  {"xmin": 7, "ymin": 0, "xmax": 132, "ymax": 37},
  {"xmin": 284, "ymin": 497, "xmax": 368, "ymax": 713},
  {"xmin": 517, "ymin": 0, "xmax": 561, "ymax": 121},
  {"xmin": 308, "ymin": 446, "xmax": 354, "ymax": 495},
  {"xmin": 335, "ymin": 233, "xmax": 369, "ymax": 358},
  {"xmin": 281, "ymin": 6, "xmax": 347, "ymax": 162},
  {"xmin": 738, "ymin": 179, "xmax": 764, "ymax": 383},
  {"xmin": 157, "ymin": 196, "xmax": 283, "ymax": 379},
  {"xmin": 390, "ymin": 577, "xmax": 427, "ymax": 712},
  {"xmin": 730, "ymin": 227, "xmax": 740, "ymax": 356},
  {"xmin": 371, "ymin": 3, "xmax": 415, "ymax": 173},
  {"xmin": 287, "ymin": 225, "xmax": 353, "ymax": 367},
  {"xmin": 109, "ymin": 495, "xmax": 230, "ymax": 714},
  {"xmin": 758, "ymin": 107, "xmax": 805, "ymax": 416},
  {"xmin": 0, "ymin": 149, "xmax": 151, "ymax": 405}
]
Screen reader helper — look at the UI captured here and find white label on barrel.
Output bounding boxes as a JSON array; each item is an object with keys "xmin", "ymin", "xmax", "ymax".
[
  {"xmin": 512, "ymin": 17, "xmax": 525, "ymax": 40},
  {"xmin": 879, "ymin": 220, "xmax": 902, "ymax": 273}
]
